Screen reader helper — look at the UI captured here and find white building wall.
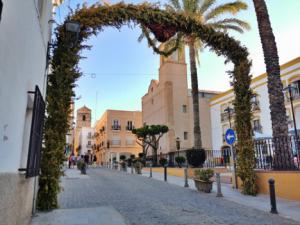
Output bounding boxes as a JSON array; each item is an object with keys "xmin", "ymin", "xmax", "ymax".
[
  {"xmin": 0, "ymin": 1, "xmax": 56, "ymax": 224},
  {"xmin": 79, "ymin": 127, "xmax": 95, "ymax": 155},
  {"xmin": 210, "ymin": 57, "xmax": 300, "ymax": 150}
]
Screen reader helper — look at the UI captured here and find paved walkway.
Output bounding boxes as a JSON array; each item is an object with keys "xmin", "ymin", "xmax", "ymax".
[
  {"xmin": 31, "ymin": 168, "xmax": 300, "ymax": 225},
  {"xmin": 139, "ymin": 169, "xmax": 300, "ymax": 222}
]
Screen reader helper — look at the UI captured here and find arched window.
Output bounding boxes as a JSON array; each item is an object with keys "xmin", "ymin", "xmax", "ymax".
[{"xmin": 82, "ymin": 115, "xmax": 86, "ymax": 121}]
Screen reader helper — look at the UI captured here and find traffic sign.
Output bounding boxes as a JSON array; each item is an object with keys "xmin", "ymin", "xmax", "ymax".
[{"xmin": 225, "ymin": 128, "xmax": 236, "ymax": 145}]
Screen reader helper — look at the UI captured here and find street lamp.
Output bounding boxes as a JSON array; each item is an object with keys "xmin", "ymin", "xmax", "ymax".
[
  {"xmin": 176, "ymin": 137, "xmax": 181, "ymax": 157},
  {"xmin": 65, "ymin": 20, "xmax": 81, "ymax": 47},
  {"xmin": 283, "ymin": 84, "xmax": 298, "ymax": 153},
  {"xmin": 224, "ymin": 106, "xmax": 234, "ymax": 128}
]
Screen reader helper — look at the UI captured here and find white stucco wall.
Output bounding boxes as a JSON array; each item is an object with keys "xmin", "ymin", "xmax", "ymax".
[
  {"xmin": 0, "ymin": 0, "xmax": 53, "ymax": 172},
  {"xmin": 210, "ymin": 57, "xmax": 300, "ymax": 150},
  {"xmin": 78, "ymin": 127, "xmax": 95, "ymax": 155}
]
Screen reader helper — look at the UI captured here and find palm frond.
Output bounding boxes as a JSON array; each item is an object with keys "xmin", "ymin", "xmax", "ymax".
[
  {"xmin": 205, "ymin": 1, "xmax": 248, "ymax": 21},
  {"xmin": 212, "ymin": 24, "xmax": 245, "ymax": 33},
  {"xmin": 208, "ymin": 18, "xmax": 250, "ymax": 30},
  {"xmin": 199, "ymin": 0, "xmax": 216, "ymax": 14}
]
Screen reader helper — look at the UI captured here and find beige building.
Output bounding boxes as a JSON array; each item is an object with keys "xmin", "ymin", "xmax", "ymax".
[
  {"xmin": 94, "ymin": 110, "xmax": 142, "ymax": 164},
  {"xmin": 74, "ymin": 106, "xmax": 92, "ymax": 155},
  {"xmin": 142, "ymin": 50, "xmax": 219, "ymax": 159}
]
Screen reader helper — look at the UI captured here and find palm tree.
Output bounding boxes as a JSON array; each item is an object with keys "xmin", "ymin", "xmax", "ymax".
[
  {"xmin": 140, "ymin": 0, "xmax": 249, "ymax": 150},
  {"xmin": 252, "ymin": 0, "xmax": 292, "ymax": 168}
]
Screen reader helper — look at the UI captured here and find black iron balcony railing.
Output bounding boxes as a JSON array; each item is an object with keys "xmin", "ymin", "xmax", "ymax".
[
  {"xmin": 112, "ymin": 125, "xmax": 121, "ymax": 130},
  {"xmin": 126, "ymin": 125, "xmax": 135, "ymax": 131}
]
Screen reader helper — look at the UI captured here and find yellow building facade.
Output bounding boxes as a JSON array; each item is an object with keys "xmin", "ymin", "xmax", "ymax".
[{"xmin": 94, "ymin": 110, "xmax": 142, "ymax": 164}]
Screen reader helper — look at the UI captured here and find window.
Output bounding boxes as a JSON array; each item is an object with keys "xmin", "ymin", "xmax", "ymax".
[
  {"xmin": 151, "ymin": 87, "xmax": 153, "ymax": 92},
  {"xmin": 184, "ymin": 132, "xmax": 188, "ymax": 140},
  {"xmin": 151, "ymin": 98, "xmax": 154, "ymax": 104},
  {"xmin": 87, "ymin": 141, "xmax": 91, "ymax": 146},
  {"xmin": 182, "ymin": 105, "xmax": 187, "ymax": 113},
  {"xmin": 112, "ymin": 119, "xmax": 120, "ymax": 130},
  {"xmin": 82, "ymin": 115, "xmax": 86, "ymax": 121},
  {"xmin": 253, "ymin": 119, "xmax": 262, "ymax": 133},
  {"xmin": 127, "ymin": 121, "xmax": 133, "ymax": 130}
]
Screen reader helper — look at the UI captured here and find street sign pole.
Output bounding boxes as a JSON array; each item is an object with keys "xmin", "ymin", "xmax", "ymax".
[
  {"xmin": 230, "ymin": 144, "xmax": 238, "ymax": 189},
  {"xmin": 225, "ymin": 129, "xmax": 238, "ymax": 189}
]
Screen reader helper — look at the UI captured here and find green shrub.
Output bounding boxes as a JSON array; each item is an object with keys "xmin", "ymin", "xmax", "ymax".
[
  {"xmin": 175, "ymin": 156, "xmax": 186, "ymax": 167},
  {"xmin": 186, "ymin": 149, "xmax": 206, "ymax": 167},
  {"xmin": 159, "ymin": 158, "xmax": 168, "ymax": 166},
  {"xmin": 194, "ymin": 168, "xmax": 214, "ymax": 182}
]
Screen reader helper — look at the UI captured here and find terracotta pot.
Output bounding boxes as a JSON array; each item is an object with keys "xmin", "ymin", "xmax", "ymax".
[{"xmin": 194, "ymin": 179, "xmax": 213, "ymax": 193}]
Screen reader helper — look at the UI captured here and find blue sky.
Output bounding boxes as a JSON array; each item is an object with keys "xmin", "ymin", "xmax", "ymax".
[{"xmin": 55, "ymin": 0, "xmax": 300, "ymax": 124}]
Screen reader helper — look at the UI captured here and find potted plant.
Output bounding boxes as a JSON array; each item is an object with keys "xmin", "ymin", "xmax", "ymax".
[
  {"xmin": 159, "ymin": 157, "xmax": 168, "ymax": 167},
  {"xmin": 175, "ymin": 156, "xmax": 186, "ymax": 168},
  {"xmin": 133, "ymin": 154, "xmax": 143, "ymax": 174},
  {"xmin": 119, "ymin": 155, "xmax": 127, "ymax": 171},
  {"xmin": 77, "ymin": 159, "xmax": 87, "ymax": 175},
  {"xmin": 186, "ymin": 148, "xmax": 206, "ymax": 167},
  {"xmin": 193, "ymin": 168, "xmax": 214, "ymax": 193}
]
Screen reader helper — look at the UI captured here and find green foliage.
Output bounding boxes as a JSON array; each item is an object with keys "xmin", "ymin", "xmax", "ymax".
[
  {"xmin": 186, "ymin": 149, "xmax": 206, "ymax": 167},
  {"xmin": 194, "ymin": 168, "xmax": 214, "ymax": 182},
  {"xmin": 38, "ymin": 2, "xmax": 256, "ymax": 210},
  {"xmin": 175, "ymin": 156, "xmax": 186, "ymax": 167},
  {"xmin": 159, "ymin": 157, "xmax": 168, "ymax": 166},
  {"xmin": 120, "ymin": 155, "xmax": 126, "ymax": 161}
]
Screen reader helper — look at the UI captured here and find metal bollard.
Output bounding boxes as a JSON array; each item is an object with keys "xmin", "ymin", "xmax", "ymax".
[
  {"xmin": 184, "ymin": 168, "xmax": 189, "ymax": 187},
  {"xmin": 269, "ymin": 178, "xmax": 278, "ymax": 214},
  {"xmin": 131, "ymin": 165, "xmax": 133, "ymax": 174},
  {"xmin": 150, "ymin": 165, "xmax": 152, "ymax": 178},
  {"xmin": 164, "ymin": 166, "xmax": 167, "ymax": 182},
  {"xmin": 216, "ymin": 173, "xmax": 223, "ymax": 197}
]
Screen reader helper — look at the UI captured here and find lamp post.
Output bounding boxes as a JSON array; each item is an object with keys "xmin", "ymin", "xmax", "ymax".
[
  {"xmin": 283, "ymin": 85, "xmax": 298, "ymax": 153},
  {"xmin": 65, "ymin": 20, "xmax": 81, "ymax": 47},
  {"xmin": 224, "ymin": 106, "xmax": 234, "ymax": 128},
  {"xmin": 176, "ymin": 137, "xmax": 181, "ymax": 157}
]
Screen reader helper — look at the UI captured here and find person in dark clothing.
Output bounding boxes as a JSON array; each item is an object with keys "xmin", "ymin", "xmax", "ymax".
[{"xmin": 84, "ymin": 154, "xmax": 89, "ymax": 167}]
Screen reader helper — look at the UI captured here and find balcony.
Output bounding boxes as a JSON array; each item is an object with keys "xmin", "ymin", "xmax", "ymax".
[
  {"xmin": 112, "ymin": 125, "xmax": 121, "ymax": 130},
  {"xmin": 126, "ymin": 125, "xmax": 135, "ymax": 131}
]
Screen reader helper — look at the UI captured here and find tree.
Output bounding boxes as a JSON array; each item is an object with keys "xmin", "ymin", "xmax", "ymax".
[
  {"xmin": 140, "ymin": 0, "xmax": 249, "ymax": 150},
  {"xmin": 252, "ymin": 0, "xmax": 292, "ymax": 168},
  {"xmin": 132, "ymin": 125, "xmax": 169, "ymax": 165}
]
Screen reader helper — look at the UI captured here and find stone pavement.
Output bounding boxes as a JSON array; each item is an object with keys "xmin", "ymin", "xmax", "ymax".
[
  {"xmin": 140, "ymin": 169, "xmax": 300, "ymax": 222},
  {"xmin": 31, "ymin": 168, "xmax": 300, "ymax": 225}
]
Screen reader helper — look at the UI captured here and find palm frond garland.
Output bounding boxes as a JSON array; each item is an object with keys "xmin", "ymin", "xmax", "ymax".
[{"xmin": 39, "ymin": 2, "xmax": 256, "ymax": 210}]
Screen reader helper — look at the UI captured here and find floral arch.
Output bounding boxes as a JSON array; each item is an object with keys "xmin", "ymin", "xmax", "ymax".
[{"xmin": 39, "ymin": 2, "xmax": 256, "ymax": 210}]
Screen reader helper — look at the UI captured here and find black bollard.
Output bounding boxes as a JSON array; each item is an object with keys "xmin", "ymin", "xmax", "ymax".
[
  {"xmin": 184, "ymin": 167, "xmax": 189, "ymax": 188},
  {"xmin": 150, "ymin": 164, "xmax": 152, "ymax": 178},
  {"xmin": 164, "ymin": 165, "xmax": 167, "ymax": 182},
  {"xmin": 269, "ymin": 178, "xmax": 278, "ymax": 214}
]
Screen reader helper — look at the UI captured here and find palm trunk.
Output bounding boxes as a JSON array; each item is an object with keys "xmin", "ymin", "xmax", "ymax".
[
  {"xmin": 188, "ymin": 40, "xmax": 202, "ymax": 149},
  {"xmin": 253, "ymin": 0, "xmax": 292, "ymax": 169}
]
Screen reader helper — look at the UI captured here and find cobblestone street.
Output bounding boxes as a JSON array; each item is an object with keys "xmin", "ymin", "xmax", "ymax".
[{"xmin": 56, "ymin": 168, "xmax": 299, "ymax": 225}]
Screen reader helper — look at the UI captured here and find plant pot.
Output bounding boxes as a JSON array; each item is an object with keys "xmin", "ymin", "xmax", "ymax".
[
  {"xmin": 194, "ymin": 179, "xmax": 213, "ymax": 193},
  {"xmin": 81, "ymin": 167, "xmax": 86, "ymax": 175},
  {"xmin": 134, "ymin": 167, "xmax": 142, "ymax": 174}
]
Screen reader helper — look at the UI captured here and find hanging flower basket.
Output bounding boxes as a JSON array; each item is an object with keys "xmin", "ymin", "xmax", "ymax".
[{"xmin": 145, "ymin": 23, "xmax": 177, "ymax": 42}]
